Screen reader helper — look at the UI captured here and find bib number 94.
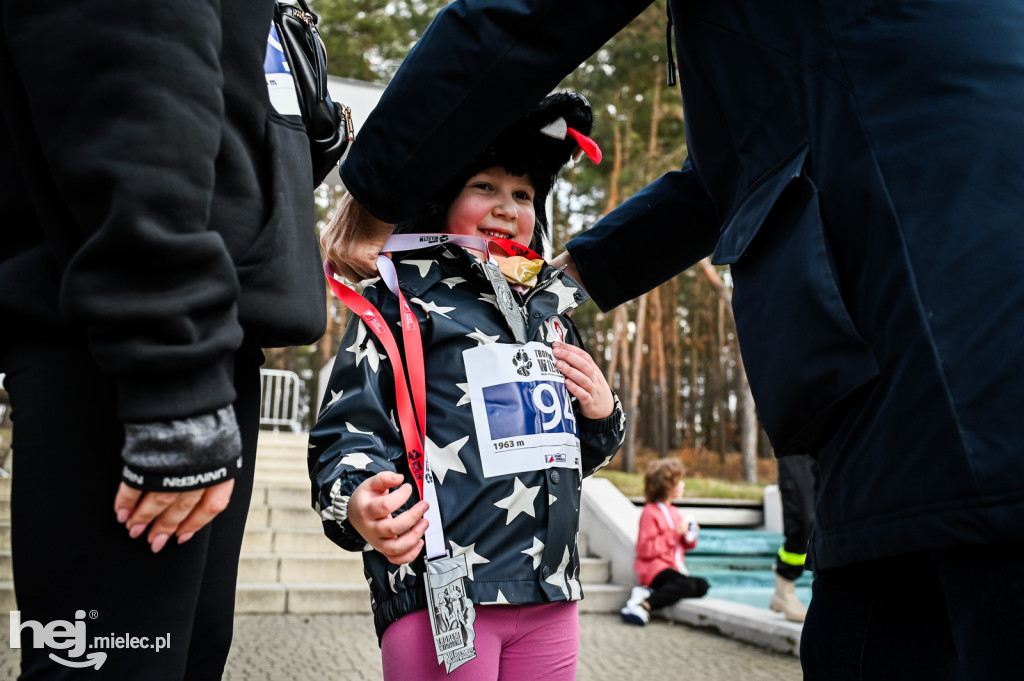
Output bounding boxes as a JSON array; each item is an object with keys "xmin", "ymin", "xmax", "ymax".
[{"xmin": 482, "ymin": 380, "xmax": 578, "ymax": 440}]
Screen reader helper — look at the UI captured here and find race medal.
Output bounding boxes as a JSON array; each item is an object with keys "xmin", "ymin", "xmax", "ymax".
[
  {"xmin": 483, "ymin": 261, "xmax": 528, "ymax": 344},
  {"xmin": 425, "ymin": 553, "xmax": 477, "ymax": 673},
  {"xmin": 463, "ymin": 341, "xmax": 582, "ymax": 478}
]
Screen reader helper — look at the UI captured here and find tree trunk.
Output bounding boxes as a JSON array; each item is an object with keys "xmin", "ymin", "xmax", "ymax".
[{"xmin": 698, "ymin": 258, "xmax": 758, "ymax": 483}]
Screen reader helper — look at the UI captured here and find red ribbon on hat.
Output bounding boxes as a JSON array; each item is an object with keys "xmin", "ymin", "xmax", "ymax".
[{"xmin": 567, "ymin": 127, "xmax": 602, "ymax": 164}]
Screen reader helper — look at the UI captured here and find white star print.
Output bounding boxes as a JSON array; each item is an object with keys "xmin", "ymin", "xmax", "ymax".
[
  {"xmin": 410, "ymin": 297, "xmax": 455, "ymax": 318},
  {"xmin": 450, "ymin": 540, "xmax": 490, "ymax": 580},
  {"xmin": 338, "ymin": 452, "xmax": 373, "ymax": 470},
  {"xmin": 426, "ymin": 435, "xmax": 469, "ymax": 484},
  {"xmin": 568, "ymin": 568, "xmax": 582, "ymax": 600},
  {"xmin": 487, "ymin": 590, "xmax": 510, "ymax": 605},
  {"xmin": 403, "ymin": 259, "xmax": 435, "ymax": 278},
  {"xmin": 548, "ymin": 494, "xmax": 558, "ymax": 506},
  {"xmin": 466, "ymin": 328, "xmax": 500, "ymax": 346},
  {"xmin": 439, "ymin": 276, "xmax": 466, "ymax": 289},
  {"xmin": 346, "ymin": 321, "xmax": 382, "ymax": 372},
  {"xmin": 455, "ymin": 383, "xmax": 470, "ymax": 407},
  {"xmin": 345, "ymin": 422, "xmax": 373, "ymax": 436},
  {"xmin": 545, "ymin": 278, "xmax": 580, "ymax": 313},
  {"xmin": 544, "ymin": 546, "xmax": 572, "ymax": 598},
  {"xmin": 522, "ymin": 537, "xmax": 545, "ymax": 570},
  {"xmin": 493, "ymin": 477, "xmax": 540, "ymax": 525},
  {"xmin": 387, "ymin": 561, "xmax": 417, "ymax": 593},
  {"xmin": 477, "ymin": 292, "xmax": 498, "ymax": 309},
  {"xmin": 327, "ymin": 389, "xmax": 343, "ymax": 408}
]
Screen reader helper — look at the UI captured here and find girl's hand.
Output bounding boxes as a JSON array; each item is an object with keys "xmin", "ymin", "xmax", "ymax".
[
  {"xmin": 552, "ymin": 341, "xmax": 615, "ymax": 419},
  {"xmin": 347, "ymin": 471, "xmax": 429, "ymax": 565}
]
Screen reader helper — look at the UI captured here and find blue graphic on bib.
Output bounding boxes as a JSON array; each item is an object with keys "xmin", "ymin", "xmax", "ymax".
[
  {"xmin": 265, "ymin": 24, "xmax": 290, "ymax": 75},
  {"xmin": 483, "ymin": 381, "xmax": 578, "ymax": 440}
]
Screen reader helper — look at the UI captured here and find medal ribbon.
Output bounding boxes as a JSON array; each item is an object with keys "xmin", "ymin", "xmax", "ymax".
[{"xmin": 323, "ymin": 260, "xmax": 446, "ymax": 558}]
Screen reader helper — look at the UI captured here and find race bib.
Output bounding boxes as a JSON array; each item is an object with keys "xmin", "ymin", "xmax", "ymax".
[
  {"xmin": 464, "ymin": 341, "xmax": 582, "ymax": 478},
  {"xmin": 264, "ymin": 24, "xmax": 302, "ymax": 117}
]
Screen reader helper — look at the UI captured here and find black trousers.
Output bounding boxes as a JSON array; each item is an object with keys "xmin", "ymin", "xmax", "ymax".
[
  {"xmin": 802, "ymin": 540, "xmax": 1024, "ymax": 681},
  {"xmin": 775, "ymin": 454, "xmax": 818, "ymax": 581},
  {"xmin": 647, "ymin": 569, "xmax": 709, "ymax": 611},
  {"xmin": 1, "ymin": 338, "xmax": 261, "ymax": 680}
]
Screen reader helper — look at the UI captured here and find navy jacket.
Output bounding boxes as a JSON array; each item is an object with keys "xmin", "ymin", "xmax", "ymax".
[
  {"xmin": 339, "ymin": 0, "xmax": 1024, "ymax": 571},
  {"xmin": 310, "ymin": 246, "xmax": 624, "ymax": 639}
]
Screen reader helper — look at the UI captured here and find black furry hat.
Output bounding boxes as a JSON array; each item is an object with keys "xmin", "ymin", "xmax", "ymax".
[{"xmin": 395, "ymin": 91, "xmax": 600, "ymax": 254}]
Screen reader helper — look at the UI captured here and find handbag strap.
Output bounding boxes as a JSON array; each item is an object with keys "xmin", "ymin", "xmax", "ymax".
[{"xmin": 290, "ymin": 0, "xmax": 317, "ymax": 21}]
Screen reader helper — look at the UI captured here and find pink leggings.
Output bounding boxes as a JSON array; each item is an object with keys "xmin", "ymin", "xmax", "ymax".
[{"xmin": 381, "ymin": 602, "xmax": 579, "ymax": 681}]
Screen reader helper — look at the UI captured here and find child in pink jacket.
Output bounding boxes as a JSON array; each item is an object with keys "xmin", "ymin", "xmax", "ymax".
[{"xmin": 621, "ymin": 459, "xmax": 709, "ymax": 625}]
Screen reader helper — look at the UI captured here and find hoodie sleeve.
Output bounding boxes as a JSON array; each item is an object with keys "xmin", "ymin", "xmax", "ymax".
[
  {"xmin": 4, "ymin": 1, "xmax": 246, "ymax": 424},
  {"xmin": 567, "ymin": 165, "xmax": 722, "ymax": 312}
]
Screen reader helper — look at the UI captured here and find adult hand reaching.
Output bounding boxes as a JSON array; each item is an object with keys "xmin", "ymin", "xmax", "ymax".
[
  {"xmin": 321, "ymin": 192, "xmax": 396, "ymax": 282},
  {"xmin": 550, "ymin": 250, "xmax": 587, "ymax": 294}
]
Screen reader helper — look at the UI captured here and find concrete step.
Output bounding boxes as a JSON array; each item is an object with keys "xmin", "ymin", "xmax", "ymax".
[
  {"xmin": 238, "ymin": 553, "xmax": 366, "ymax": 584},
  {"xmin": 253, "ymin": 471, "xmax": 311, "ymax": 487},
  {"xmin": 0, "ymin": 581, "xmax": 14, "ymax": 612},
  {"xmin": 241, "ymin": 527, "xmax": 338, "ymax": 555},
  {"xmin": 235, "ymin": 583, "xmax": 372, "ymax": 614},
  {"xmin": 246, "ymin": 505, "xmax": 323, "ymax": 530},
  {"xmin": 0, "ymin": 497, "xmax": 9, "ymax": 521},
  {"xmin": 578, "ymin": 583, "xmax": 631, "ymax": 613}
]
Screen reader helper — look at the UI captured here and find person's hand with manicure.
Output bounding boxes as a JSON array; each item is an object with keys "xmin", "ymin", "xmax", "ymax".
[{"xmin": 114, "ymin": 481, "xmax": 235, "ymax": 553}]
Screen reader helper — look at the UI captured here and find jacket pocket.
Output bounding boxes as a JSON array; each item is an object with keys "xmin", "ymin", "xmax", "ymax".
[
  {"xmin": 236, "ymin": 113, "xmax": 326, "ymax": 347},
  {"xmin": 712, "ymin": 144, "xmax": 878, "ymax": 456}
]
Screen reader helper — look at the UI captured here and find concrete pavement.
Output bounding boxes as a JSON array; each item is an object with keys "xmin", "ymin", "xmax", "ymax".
[
  {"xmin": 219, "ymin": 612, "xmax": 801, "ymax": 681},
  {"xmin": 0, "ymin": 611, "xmax": 800, "ymax": 679}
]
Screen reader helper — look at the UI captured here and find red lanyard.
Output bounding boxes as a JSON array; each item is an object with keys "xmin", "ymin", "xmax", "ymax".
[{"xmin": 323, "ymin": 261, "xmax": 428, "ymax": 500}]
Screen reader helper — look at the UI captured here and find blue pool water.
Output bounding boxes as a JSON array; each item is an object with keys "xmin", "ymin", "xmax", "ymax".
[{"xmin": 685, "ymin": 529, "xmax": 813, "ymax": 609}]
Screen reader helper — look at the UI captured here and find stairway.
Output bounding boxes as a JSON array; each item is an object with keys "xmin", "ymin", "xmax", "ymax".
[
  {"xmin": 239, "ymin": 430, "xmax": 628, "ymax": 614},
  {"xmin": 0, "ymin": 432, "xmax": 626, "ymax": 614}
]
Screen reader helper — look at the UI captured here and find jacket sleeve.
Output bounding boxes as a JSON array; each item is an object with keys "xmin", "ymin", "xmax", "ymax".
[
  {"xmin": 340, "ymin": 0, "xmax": 654, "ymax": 223},
  {"xmin": 566, "ymin": 164, "xmax": 723, "ymax": 312},
  {"xmin": 308, "ymin": 290, "xmax": 410, "ymax": 552},
  {"xmin": 578, "ymin": 393, "xmax": 625, "ymax": 478},
  {"xmin": 4, "ymin": 2, "xmax": 247, "ymax": 423},
  {"xmin": 635, "ymin": 505, "xmax": 678, "ymax": 560}
]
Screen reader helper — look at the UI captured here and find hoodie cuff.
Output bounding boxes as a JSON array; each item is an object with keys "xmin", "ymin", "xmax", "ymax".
[{"xmin": 121, "ymin": 405, "xmax": 242, "ymax": 491}]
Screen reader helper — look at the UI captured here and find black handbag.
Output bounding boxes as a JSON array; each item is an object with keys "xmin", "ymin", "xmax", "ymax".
[{"xmin": 274, "ymin": 0, "xmax": 353, "ymax": 187}]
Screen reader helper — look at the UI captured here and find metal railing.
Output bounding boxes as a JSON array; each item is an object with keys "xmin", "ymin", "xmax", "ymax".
[{"xmin": 259, "ymin": 368, "xmax": 303, "ymax": 433}]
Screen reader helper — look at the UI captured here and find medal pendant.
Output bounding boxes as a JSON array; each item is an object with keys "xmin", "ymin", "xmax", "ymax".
[
  {"xmin": 424, "ymin": 553, "xmax": 477, "ymax": 673},
  {"xmin": 484, "ymin": 261, "xmax": 528, "ymax": 344}
]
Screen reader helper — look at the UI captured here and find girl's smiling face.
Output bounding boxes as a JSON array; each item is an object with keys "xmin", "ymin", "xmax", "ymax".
[{"xmin": 446, "ymin": 167, "xmax": 536, "ymax": 248}]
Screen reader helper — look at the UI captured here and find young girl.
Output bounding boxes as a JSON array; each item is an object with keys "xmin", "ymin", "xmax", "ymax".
[
  {"xmin": 309, "ymin": 92, "xmax": 624, "ymax": 680},
  {"xmin": 622, "ymin": 459, "xmax": 710, "ymax": 625}
]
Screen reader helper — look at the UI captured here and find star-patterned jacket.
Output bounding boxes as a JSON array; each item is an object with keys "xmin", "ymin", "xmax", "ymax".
[{"xmin": 309, "ymin": 243, "xmax": 625, "ymax": 641}]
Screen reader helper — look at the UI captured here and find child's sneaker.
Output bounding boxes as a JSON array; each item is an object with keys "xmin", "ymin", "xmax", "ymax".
[
  {"xmin": 626, "ymin": 585, "xmax": 651, "ymax": 609},
  {"xmin": 620, "ymin": 602, "xmax": 650, "ymax": 626},
  {"xmin": 620, "ymin": 586, "xmax": 652, "ymax": 625}
]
